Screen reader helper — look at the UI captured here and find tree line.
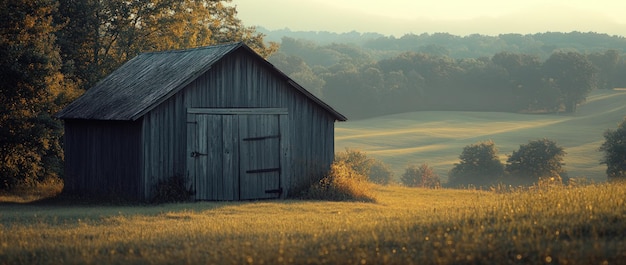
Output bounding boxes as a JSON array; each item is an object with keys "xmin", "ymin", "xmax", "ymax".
[
  {"xmin": 0, "ymin": 0, "xmax": 275, "ymax": 190},
  {"xmin": 270, "ymin": 37, "xmax": 626, "ymax": 119},
  {"xmin": 343, "ymin": 118, "xmax": 626, "ymax": 187},
  {"xmin": 261, "ymin": 29, "xmax": 626, "ymax": 58}
]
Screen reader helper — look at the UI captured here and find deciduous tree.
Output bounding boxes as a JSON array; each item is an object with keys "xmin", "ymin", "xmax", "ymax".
[
  {"xmin": 0, "ymin": 0, "xmax": 79, "ymax": 189},
  {"xmin": 543, "ymin": 51, "xmax": 596, "ymax": 112},
  {"xmin": 56, "ymin": 0, "xmax": 278, "ymax": 90},
  {"xmin": 599, "ymin": 118, "xmax": 626, "ymax": 181},
  {"xmin": 401, "ymin": 163, "xmax": 440, "ymax": 188},
  {"xmin": 506, "ymin": 139, "xmax": 566, "ymax": 183},
  {"xmin": 448, "ymin": 141, "xmax": 504, "ymax": 187}
]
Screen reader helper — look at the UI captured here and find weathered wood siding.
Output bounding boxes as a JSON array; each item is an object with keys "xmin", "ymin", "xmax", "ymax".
[
  {"xmin": 140, "ymin": 49, "xmax": 336, "ymax": 199},
  {"xmin": 63, "ymin": 120, "xmax": 142, "ymax": 199}
]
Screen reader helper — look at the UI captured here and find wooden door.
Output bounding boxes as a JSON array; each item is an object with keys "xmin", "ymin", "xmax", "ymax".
[
  {"xmin": 238, "ymin": 114, "xmax": 282, "ymax": 200},
  {"xmin": 187, "ymin": 108, "xmax": 289, "ymax": 201},
  {"xmin": 187, "ymin": 114, "xmax": 238, "ymax": 200}
]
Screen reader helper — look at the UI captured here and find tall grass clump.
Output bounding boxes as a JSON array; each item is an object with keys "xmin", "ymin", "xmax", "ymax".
[
  {"xmin": 0, "ymin": 175, "xmax": 63, "ymax": 203},
  {"xmin": 150, "ymin": 175, "xmax": 195, "ymax": 203},
  {"xmin": 301, "ymin": 161, "xmax": 376, "ymax": 202}
]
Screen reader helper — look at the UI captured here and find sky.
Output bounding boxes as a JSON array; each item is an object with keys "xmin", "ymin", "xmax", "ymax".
[{"xmin": 231, "ymin": 0, "xmax": 626, "ymax": 37}]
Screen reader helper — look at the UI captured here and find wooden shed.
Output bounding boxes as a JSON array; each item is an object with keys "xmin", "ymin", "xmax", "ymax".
[{"xmin": 56, "ymin": 42, "xmax": 346, "ymax": 201}]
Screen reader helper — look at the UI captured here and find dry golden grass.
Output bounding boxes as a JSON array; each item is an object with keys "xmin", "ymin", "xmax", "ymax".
[
  {"xmin": 0, "ymin": 177, "xmax": 63, "ymax": 203},
  {"xmin": 1, "ymin": 183, "xmax": 625, "ymax": 264},
  {"xmin": 300, "ymin": 161, "xmax": 377, "ymax": 202},
  {"xmin": 336, "ymin": 89, "xmax": 626, "ymax": 183}
]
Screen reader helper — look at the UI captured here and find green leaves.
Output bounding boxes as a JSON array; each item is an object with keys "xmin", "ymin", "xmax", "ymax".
[
  {"xmin": 599, "ymin": 117, "xmax": 626, "ymax": 180},
  {"xmin": 506, "ymin": 139, "xmax": 566, "ymax": 182},
  {"xmin": 448, "ymin": 140, "xmax": 505, "ymax": 187}
]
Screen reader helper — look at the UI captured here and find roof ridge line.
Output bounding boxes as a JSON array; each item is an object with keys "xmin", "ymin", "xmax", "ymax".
[{"xmin": 142, "ymin": 42, "xmax": 243, "ymax": 55}]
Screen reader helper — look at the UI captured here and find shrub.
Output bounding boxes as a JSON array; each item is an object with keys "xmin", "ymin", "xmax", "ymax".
[
  {"xmin": 369, "ymin": 160, "xmax": 394, "ymax": 185},
  {"xmin": 401, "ymin": 163, "xmax": 441, "ymax": 188},
  {"xmin": 301, "ymin": 161, "xmax": 376, "ymax": 202},
  {"xmin": 334, "ymin": 148, "xmax": 373, "ymax": 176},
  {"xmin": 151, "ymin": 175, "xmax": 195, "ymax": 203},
  {"xmin": 335, "ymin": 148, "xmax": 393, "ymax": 185},
  {"xmin": 448, "ymin": 140, "xmax": 504, "ymax": 188}
]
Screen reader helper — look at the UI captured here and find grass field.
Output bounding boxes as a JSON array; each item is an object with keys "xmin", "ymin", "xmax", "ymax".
[
  {"xmin": 1, "ymin": 183, "xmax": 625, "ymax": 264},
  {"xmin": 336, "ymin": 89, "xmax": 626, "ymax": 183},
  {"xmin": 1, "ymin": 90, "xmax": 625, "ymax": 264}
]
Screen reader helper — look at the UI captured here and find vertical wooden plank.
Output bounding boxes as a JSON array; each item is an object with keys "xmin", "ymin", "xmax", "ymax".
[
  {"xmin": 196, "ymin": 114, "xmax": 208, "ymax": 200},
  {"xmin": 279, "ymin": 114, "xmax": 290, "ymax": 198},
  {"xmin": 238, "ymin": 115, "xmax": 249, "ymax": 199},
  {"xmin": 202, "ymin": 115, "xmax": 224, "ymax": 200},
  {"xmin": 186, "ymin": 112, "xmax": 197, "ymax": 200},
  {"xmin": 222, "ymin": 115, "xmax": 237, "ymax": 200}
]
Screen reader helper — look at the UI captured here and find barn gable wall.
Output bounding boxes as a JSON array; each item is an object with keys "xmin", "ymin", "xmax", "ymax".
[
  {"xmin": 141, "ymin": 49, "xmax": 336, "ymax": 199},
  {"xmin": 63, "ymin": 120, "xmax": 142, "ymax": 199}
]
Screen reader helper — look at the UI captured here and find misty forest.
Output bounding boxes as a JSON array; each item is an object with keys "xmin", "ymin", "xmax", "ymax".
[{"xmin": 266, "ymin": 31, "xmax": 626, "ymax": 119}]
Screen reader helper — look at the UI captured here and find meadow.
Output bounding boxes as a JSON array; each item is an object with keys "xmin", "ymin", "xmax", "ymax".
[
  {"xmin": 336, "ymin": 89, "xmax": 626, "ymax": 183},
  {"xmin": 2, "ymin": 90, "xmax": 626, "ymax": 264},
  {"xmin": 1, "ymin": 183, "xmax": 625, "ymax": 264}
]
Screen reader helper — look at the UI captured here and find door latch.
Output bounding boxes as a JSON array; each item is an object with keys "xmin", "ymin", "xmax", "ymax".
[{"xmin": 190, "ymin": 151, "xmax": 208, "ymax": 158}]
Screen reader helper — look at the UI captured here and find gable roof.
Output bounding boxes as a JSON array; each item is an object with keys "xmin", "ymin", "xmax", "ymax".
[{"xmin": 56, "ymin": 42, "xmax": 346, "ymax": 121}]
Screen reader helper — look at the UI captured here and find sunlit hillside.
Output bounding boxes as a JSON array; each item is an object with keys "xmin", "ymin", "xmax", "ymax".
[{"xmin": 335, "ymin": 89, "xmax": 626, "ymax": 182}]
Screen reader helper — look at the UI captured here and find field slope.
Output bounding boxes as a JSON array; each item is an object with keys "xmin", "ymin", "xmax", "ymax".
[{"xmin": 336, "ymin": 89, "xmax": 626, "ymax": 182}]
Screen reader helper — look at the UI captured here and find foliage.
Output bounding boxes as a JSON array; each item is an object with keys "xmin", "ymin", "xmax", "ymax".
[
  {"xmin": 334, "ymin": 148, "xmax": 372, "ymax": 176},
  {"xmin": 301, "ymin": 161, "xmax": 376, "ymax": 202},
  {"xmin": 2, "ymin": 183, "xmax": 626, "ymax": 264},
  {"xmin": 543, "ymin": 51, "xmax": 597, "ymax": 112},
  {"xmin": 334, "ymin": 148, "xmax": 393, "ymax": 185},
  {"xmin": 448, "ymin": 141, "xmax": 505, "ymax": 187},
  {"xmin": 506, "ymin": 138, "xmax": 567, "ymax": 184},
  {"xmin": 0, "ymin": 175, "xmax": 64, "ymax": 203},
  {"xmin": 0, "ymin": 0, "xmax": 80, "ymax": 190},
  {"xmin": 270, "ymin": 34, "xmax": 626, "ymax": 119},
  {"xmin": 368, "ymin": 160, "xmax": 394, "ymax": 185},
  {"xmin": 55, "ymin": 0, "xmax": 278, "ymax": 90},
  {"xmin": 401, "ymin": 163, "xmax": 441, "ymax": 188},
  {"xmin": 150, "ymin": 175, "xmax": 195, "ymax": 204},
  {"xmin": 599, "ymin": 117, "xmax": 626, "ymax": 181}
]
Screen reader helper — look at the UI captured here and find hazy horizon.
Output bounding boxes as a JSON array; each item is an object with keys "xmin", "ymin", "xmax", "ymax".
[{"xmin": 232, "ymin": 0, "xmax": 626, "ymax": 37}]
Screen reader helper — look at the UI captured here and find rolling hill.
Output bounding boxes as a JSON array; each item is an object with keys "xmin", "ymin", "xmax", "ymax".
[{"xmin": 335, "ymin": 89, "xmax": 626, "ymax": 183}]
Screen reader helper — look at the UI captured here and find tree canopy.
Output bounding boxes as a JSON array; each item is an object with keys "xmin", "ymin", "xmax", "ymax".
[
  {"xmin": 506, "ymin": 139, "xmax": 567, "ymax": 183},
  {"xmin": 55, "ymin": 0, "xmax": 278, "ymax": 90},
  {"xmin": 0, "ymin": 0, "xmax": 80, "ymax": 189},
  {"xmin": 599, "ymin": 118, "xmax": 626, "ymax": 181},
  {"xmin": 448, "ymin": 141, "xmax": 504, "ymax": 187},
  {"xmin": 269, "ymin": 35, "xmax": 624, "ymax": 119}
]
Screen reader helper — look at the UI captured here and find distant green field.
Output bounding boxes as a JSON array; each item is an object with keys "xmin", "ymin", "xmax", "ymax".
[{"xmin": 336, "ymin": 89, "xmax": 626, "ymax": 182}]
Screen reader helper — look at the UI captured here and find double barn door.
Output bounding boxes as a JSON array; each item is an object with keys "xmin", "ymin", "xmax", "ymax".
[{"xmin": 187, "ymin": 108, "xmax": 289, "ymax": 200}]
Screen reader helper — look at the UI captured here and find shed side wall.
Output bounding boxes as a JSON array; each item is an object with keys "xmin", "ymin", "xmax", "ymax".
[{"xmin": 63, "ymin": 120, "xmax": 142, "ymax": 199}]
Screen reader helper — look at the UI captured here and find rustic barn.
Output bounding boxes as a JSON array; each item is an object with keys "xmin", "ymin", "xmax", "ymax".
[{"xmin": 56, "ymin": 42, "xmax": 347, "ymax": 201}]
